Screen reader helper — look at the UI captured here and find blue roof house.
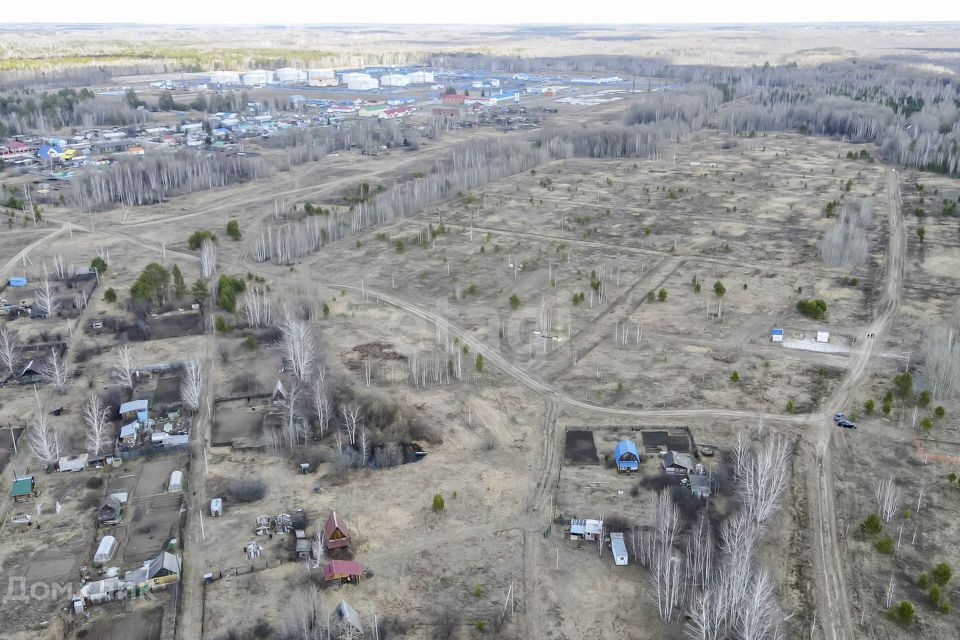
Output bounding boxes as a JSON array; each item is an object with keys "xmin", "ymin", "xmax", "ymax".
[{"xmin": 614, "ymin": 439, "xmax": 640, "ymax": 472}]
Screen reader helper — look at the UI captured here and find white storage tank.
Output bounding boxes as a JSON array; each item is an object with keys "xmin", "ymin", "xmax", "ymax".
[
  {"xmin": 276, "ymin": 67, "xmax": 307, "ymax": 84},
  {"xmin": 94, "ymin": 535, "xmax": 118, "ymax": 563},
  {"xmin": 168, "ymin": 470, "xmax": 183, "ymax": 492},
  {"xmin": 380, "ymin": 73, "xmax": 410, "ymax": 87},
  {"xmin": 242, "ymin": 70, "xmax": 273, "ymax": 86},
  {"xmin": 209, "ymin": 71, "xmax": 240, "ymax": 84},
  {"xmin": 342, "ymin": 73, "xmax": 379, "ymax": 91},
  {"xmin": 407, "ymin": 71, "xmax": 434, "ymax": 84}
]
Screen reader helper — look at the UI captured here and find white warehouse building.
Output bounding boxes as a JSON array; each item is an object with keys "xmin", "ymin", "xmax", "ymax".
[
  {"xmin": 209, "ymin": 71, "xmax": 241, "ymax": 84},
  {"xmin": 380, "ymin": 73, "xmax": 410, "ymax": 87},
  {"xmin": 342, "ymin": 73, "xmax": 379, "ymax": 91},
  {"xmin": 406, "ymin": 71, "xmax": 435, "ymax": 84},
  {"xmin": 242, "ymin": 70, "xmax": 274, "ymax": 86},
  {"xmin": 307, "ymin": 69, "xmax": 338, "ymax": 87},
  {"xmin": 276, "ymin": 67, "xmax": 307, "ymax": 84}
]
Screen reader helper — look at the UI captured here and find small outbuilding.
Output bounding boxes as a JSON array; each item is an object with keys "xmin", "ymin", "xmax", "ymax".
[
  {"xmin": 323, "ymin": 560, "xmax": 362, "ymax": 584},
  {"xmin": 94, "ymin": 535, "xmax": 118, "ymax": 563},
  {"xmin": 271, "ymin": 380, "xmax": 288, "ymax": 405},
  {"xmin": 210, "ymin": 498, "xmax": 223, "ymax": 517},
  {"xmin": 168, "ymin": 470, "xmax": 183, "ymax": 492},
  {"xmin": 336, "ymin": 600, "xmax": 364, "ymax": 635},
  {"xmin": 690, "ymin": 474, "xmax": 712, "ymax": 499},
  {"xmin": 58, "ymin": 454, "xmax": 89, "ymax": 472},
  {"xmin": 11, "ymin": 475, "xmax": 38, "ymax": 503},
  {"xmin": 324, "ymin": 511, "xmax": 351, "ymax": 550},
  {"xmin": 97, "ymin": 495, "xmax": 125, "ymax": 526},
  {"xmin": 18, "ymin": 361, "xmax": 43, "ymax": 385},
  {"xmin": 118, "ymin": 422, "xmax": 139, "ymax": 445},
  {"xmin": 662, "ymin": 451, "xmax": 696, "ymax": 475},
  {"xmin": 569, "ymin": 518, "xmax": 603, "ymax": 542},
  {"xmin": 610, "ymin": 532, "xmax": 629, "ymax": 566},
  {"xmin": 613, "ymin": 439, "xmax": 640, "ymax": 472}
]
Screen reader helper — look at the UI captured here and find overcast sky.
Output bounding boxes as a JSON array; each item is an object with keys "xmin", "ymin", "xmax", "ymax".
[{"xmin": 4, "ymin": 0, "xmax": 959, "ymax": 25}]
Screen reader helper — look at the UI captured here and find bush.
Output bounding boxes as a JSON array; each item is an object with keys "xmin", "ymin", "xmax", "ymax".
[
  {"xmin": 875, "ymin": 534, "xmax": 894, "ymax": 554},
  {"xmin": 188, "ymin": 230, "xmax": 217, "ymax": 250},
  {"xmin": 933, "ymin": 562, "xmax": 952, "ymax": 586},
  {"xmin": 930, "ymin": 585, "xmax": 942, "ymax": 605},
  {"xmin": 796, "ymin": 298, "xmax": 827, "ymax": 319},
  {"xmin": 935, "ymin": 405, "xmax": 946, "ymax": 418},
  {"xmin": 226, "ymin": 220, "xmax": 241, "ymax": 241},
  {"xmin": 890, "ymin": 600, "xmax": 914, "ymax": 625},
  {"xmin": 103, "ymin": 287, "xmax": 117, "ymax": 303},
  {"xmin": 864, "ymin": 399, "xmax": 875, "ymax": 413},
  {"xmin": 860, "ymin": 513, "xmax": 882, "ymax": 535},
  {"xmin": 657, "ymin": 287, "xmax": 667, "ymax": 302},
  {"xmin": 713, "ymin": 281, "xmax": 726, "ymax": 297},
  {"xmin": 215, "ymin": 315, "xmax": 229, "ymax": 333},
  {"xmin": 244, "ymin": 336, "xmax": 256, "ymax": 351},
  {"xmin": 474, "ymin": 584, "xmax": 483, "ymax": 598},
  {"xmin": 216, "ymin": 274, "xmax": 246, "ymax": 313},
  {"xmin": 939, "ymin": 598, "xmax": 951, "ymax": 614},
  {"xmin": 226, "ymin": 478, "xmax": 267, "ymax": 503},
  {"xmin": 918, "ymin": 390, "xmax": 931, "ymax": 407},
  {"xmin": 509, "ymin": 294, "xmax": 521, "ymax": 309},
  {"xmin": 475, "ymin": 353, "xmax": 484, "ymax": 371},
  {"xmin": 918, "ymin": 573, "xmax": 929, "ymax": 588},
  {"xmin": 91, "ymin": 256, "xmax": 108, "ymax": 273},
  {"xmin": 786, "ymin": 399, "xmax": 795, "ymax": 413},
  {"xmin": 85, "ymin": 476, "xmax": 105, "ymax": 489},
  {"xmin": 730, "ymin": 370, "xmax": 740, "ymax": 383},
  {"xmin": 432, "ymin": 493, "xmax": 445, "ymax": 513}
]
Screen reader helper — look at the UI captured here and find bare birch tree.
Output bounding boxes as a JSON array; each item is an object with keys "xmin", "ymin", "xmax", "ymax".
[
  {"xmin": 875, "ymin": 476, "xmax": 900, "ymax": 523},
  {"xmin": 83, "ymin": 393, "xmax": 112, "ymax": 455},
  {"xmin": 734, "ymin": 433, "xmax": 792, "ymax": 524},
  {"xmin": 279, "ymin": 308, "xmax": 315, "ymax": 382},
  {"xmin": 180, "ymin": 360, "xmax": 202, "ymax": 412},
  {"xmin": 0, "ymin": 325, "xmax": 21, "ymax": 377},
  {"xmin": 112, "ymin": 344, "xmax": 136, "ymax": 390},
  {"xmin": 311, "ymin": 370, "xmax": 331, "ymax": 437},
  {"xmin": 41, "ymin": 347, "xmax": 69, "ymax": 390},
  {"xmin": 200, "ymin": 237, "xmax": 217, "ymax": 279},
  {"xmin": 240, "ymin": 284, "xmax": 272, "ymax": 328},
  {"xmin": 340, "ymin": 404, "xmax": 361, "ymax": 446},
  {"xmin": 28, "ymin": 411, "xmax": 61, "ymax": 465},
  {"xmin": 36, "ymin": 274, "xmax": 59, "ymax": 317}
]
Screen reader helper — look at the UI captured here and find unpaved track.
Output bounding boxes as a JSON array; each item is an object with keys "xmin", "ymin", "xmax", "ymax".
[{"xmin": 811, "ymin": 168, "xmax": 902, "ymax": 640}]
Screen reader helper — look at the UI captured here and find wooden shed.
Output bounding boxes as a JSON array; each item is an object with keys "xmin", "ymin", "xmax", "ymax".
[{"xmin": 323, "ymin": 560, "xmax": 362, "ymax": 584}]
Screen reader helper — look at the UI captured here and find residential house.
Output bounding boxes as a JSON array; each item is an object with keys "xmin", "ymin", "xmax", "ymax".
[
  {"xmin": 18, "ymin": 361, "xmax": 43, "ymax": 385},
  {"xmin": 119, "ymin": 399, "xmax": 149, "ymax": 423},
  {"xmin": 324, "ymin": 511, "xmax": 351, "ymax": 550},
  {"xmin": 322, "ymin": 560, "xmax": 362, "ymax": 584},
  {"xmin": 271, "ymin": 380, "xmax": 288, "ymax": 405},
  {"xmin": 662, "ymin": 451, "xmax": 695, "ymax": 475},
  {"xmin": 11, "ymin": 475, "xmax": 38, "ymax": 503},
  {"xmin": 124, "ymin": 551, "xmax": 182, "ymax": 590},
  {"xmin": 613, "ymin": 439, "xmax": 640, "ymax": 472}
]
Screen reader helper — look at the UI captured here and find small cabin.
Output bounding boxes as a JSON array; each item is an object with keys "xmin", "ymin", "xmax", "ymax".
[
  {"xmin": 662, "ymin": 451, "xmax": 695, "ymax": 475},
  {"xmin": 324, "ymin": 511, "xmax": 351, "ymax": 550},
  {"xmin": 569, "ymin": 518, "xmax": 603, "ymax": 542},
  {"xmin": 11, "ymin": 475, "xmax": 38, "ymax": 503},
  {"xmin": 613, "ymin": 439, "xmax": 640, "ymax": 472},
  {"xmin": 97, "ymin": 495, "xmax": 124, "ymax": 526},
  {"xmin": 323, "ymin": 560, "xmax": 362, "ymax": 584}
]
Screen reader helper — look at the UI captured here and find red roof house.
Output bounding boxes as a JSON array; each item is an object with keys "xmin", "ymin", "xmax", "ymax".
[
  {"xmin": 324, "ymin": 511, "xmax": 351, "ymax": 550},
  {"xmin": 323, "ymin": 560, "xmax": 362, "ymax": 583}
]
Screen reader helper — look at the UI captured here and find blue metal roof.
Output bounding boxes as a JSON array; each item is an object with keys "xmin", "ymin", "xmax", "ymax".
[{"xmin": 614, "ymin": 439, "xmax": 640, "ymax": 469}]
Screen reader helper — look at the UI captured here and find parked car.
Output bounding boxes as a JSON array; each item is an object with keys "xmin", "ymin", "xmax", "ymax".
[
  {"xmin": 837, "ymin": 420, "xmax": 857, "ymax": 429},
  {"xmin": 833, "ymin": 413, "xmax": 845, "ymax": 423},
  {"xmin": 10, "ymin": 514, "xmax": 32, "ymax": 525},
  {"xmin": 91, "ymin": 319, "xmax": 103, "ymax": 330}
]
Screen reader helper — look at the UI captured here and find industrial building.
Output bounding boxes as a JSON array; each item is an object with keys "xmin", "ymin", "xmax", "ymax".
[
  {"xmin": 307, "ymin": 69, "xmax": 338, "ymax": 87},
  {"xmin": 242, "ymin": 70, "xmax": 274, "ymax": 86},
  {"xmin": 342, "ymin": 73, "xmax": 379, "ymax": 91}
]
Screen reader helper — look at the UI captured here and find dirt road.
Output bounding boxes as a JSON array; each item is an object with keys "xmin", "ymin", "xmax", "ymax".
[{"xmin": 810, "ymin": 168, "xmax": 903, "ymax": 640}]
